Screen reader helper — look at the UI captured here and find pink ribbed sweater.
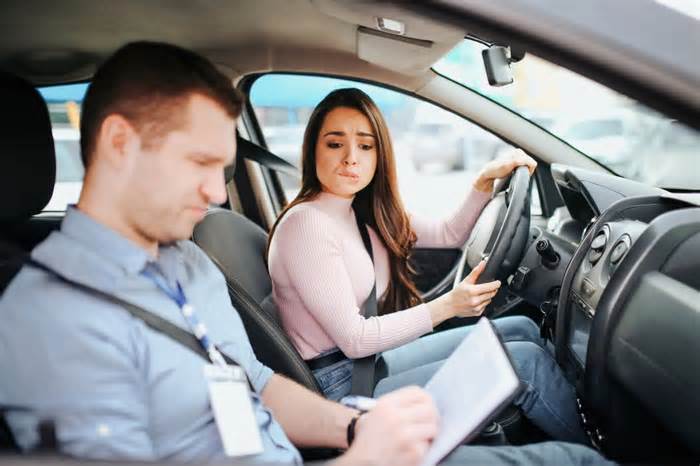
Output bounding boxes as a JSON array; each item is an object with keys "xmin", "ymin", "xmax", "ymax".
[{"xmin": 267, "ymin": 188, "xmax": 491, "ymax": 360}]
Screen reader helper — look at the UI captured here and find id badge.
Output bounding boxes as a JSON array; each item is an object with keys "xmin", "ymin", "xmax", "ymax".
[{"xmin": 204, "ymin": 363, "xmax": 264, "ymax": 457}]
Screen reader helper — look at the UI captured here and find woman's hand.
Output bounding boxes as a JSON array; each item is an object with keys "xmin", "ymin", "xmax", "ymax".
[
  {"xmin": 427, "ymin": 260, "xmax": 501, "ymax": 326},
  {"xmin": 473, "ymin": 149, "xmax": 537, "ymax": 193}
]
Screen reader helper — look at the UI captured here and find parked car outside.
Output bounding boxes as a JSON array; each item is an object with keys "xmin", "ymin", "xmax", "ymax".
[
  {"xmin": 44, "ymin": 126, "xmax": 83, "ymax": 212},
  {"xmin": 636, "ymin": 119, "xmax": 700, "ymax": 189},
  {"xmin": 553, "ymin": 109, "xmax": 655, "ymax": 178}
]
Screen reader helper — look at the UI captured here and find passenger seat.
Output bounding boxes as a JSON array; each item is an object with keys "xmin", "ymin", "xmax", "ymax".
[
  {"xmin": 0, "ymin": 72, "xmax": 63, "ymax": 451},
  {"xmin": 0, "ymin": 72, "xmax": 62, "ymax": 292}
]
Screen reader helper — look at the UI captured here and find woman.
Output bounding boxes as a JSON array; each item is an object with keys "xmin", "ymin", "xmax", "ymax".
[{"xmin": 267, "ymin": 88, "xmax": 586, "ymax": 444}]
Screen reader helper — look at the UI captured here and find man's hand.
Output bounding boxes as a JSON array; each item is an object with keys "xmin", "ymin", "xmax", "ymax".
[
  {"xmin": 339, "ymin": 387, "xmax": 439, "ymax": 466},
  {"xmin": 473, "ymin": 148, "xmax": 537, "ymax": 193}
]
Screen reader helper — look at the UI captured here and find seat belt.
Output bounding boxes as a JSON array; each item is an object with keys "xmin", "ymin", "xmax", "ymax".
[
  {"xmin": 0, "ymin": 404, "xmax": 57, "ymax": 453},
  {"xmin": 24, "ymin": 259, "xmax": 252, "ymax": 388},
  {"xmin": 350, "ymin": 214, "xmax": 378, "ymax": 397},
  {"xmin": 225, "ymin": 134, "xmax": 300, "ymax": 183}
]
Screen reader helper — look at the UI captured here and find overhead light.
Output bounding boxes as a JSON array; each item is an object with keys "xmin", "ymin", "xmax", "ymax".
[{"xmin": 376, "ymin": 17, "xmax": 405, "ymax": 35}]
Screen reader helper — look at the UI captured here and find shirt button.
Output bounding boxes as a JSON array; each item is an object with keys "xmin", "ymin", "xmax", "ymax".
[{"xmin": 96, "ymin": 424, "xmax": 111, "ymax": 437}]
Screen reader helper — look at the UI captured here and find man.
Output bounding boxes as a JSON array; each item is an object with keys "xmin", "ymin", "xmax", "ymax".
[{"xmin": 0, "ymin": 42, "xmax": 612, "ymax": 465}]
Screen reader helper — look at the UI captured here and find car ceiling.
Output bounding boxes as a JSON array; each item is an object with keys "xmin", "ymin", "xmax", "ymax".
[{"xmin": 0, "ymin": 0, "xmax": 463, "ymax": 90}]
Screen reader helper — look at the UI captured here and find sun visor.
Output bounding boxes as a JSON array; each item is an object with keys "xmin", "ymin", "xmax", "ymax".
[
  {"xmin": 312, "ymin": 0, "xmax": 463, "ymax": 75},
  {"xmin": 356, "ymin": 27, "xmax": 443, "ymax": 74}
]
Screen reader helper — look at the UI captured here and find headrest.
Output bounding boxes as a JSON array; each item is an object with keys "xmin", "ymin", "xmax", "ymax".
[{"xmin": 0, "ymin": 72, "xmax": 56, "ymax": 223}]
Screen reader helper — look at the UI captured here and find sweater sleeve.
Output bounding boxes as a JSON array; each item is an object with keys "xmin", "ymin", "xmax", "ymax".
[
  {"xmin": 275, "ymin": 208, "xmax": 433, "ymax": 359},
  {"xmin": 412, "ymin": 187, "xmax": 492, "ymax": 249}
]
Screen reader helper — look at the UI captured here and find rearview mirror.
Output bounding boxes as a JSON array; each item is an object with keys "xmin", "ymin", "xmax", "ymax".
[{"xmin": 482, "ymin": 45, "xmax": 524, "ymax": 87}]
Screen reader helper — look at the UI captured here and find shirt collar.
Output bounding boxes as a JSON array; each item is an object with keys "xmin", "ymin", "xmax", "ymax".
[{"xmin": 60, "ymin": 206, "xmax": 153, "ymax": 275}]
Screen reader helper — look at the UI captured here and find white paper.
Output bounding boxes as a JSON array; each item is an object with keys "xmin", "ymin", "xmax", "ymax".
[
  {"xmin": 204, "ymin": 364, "xmax": 264, "ymax": 457},
  {"xmin": 420, "ymin": 318, "xmax": 521, "ymax": 466}
]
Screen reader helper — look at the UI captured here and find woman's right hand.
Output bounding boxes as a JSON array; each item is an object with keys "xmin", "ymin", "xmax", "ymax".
[
  {"xmin": 450, "ymin": 260, "xmax": 501, "ymax": 317},
  {"xmin": 427, "ymin": 260, "xmax": 501, "ymax": 326}
]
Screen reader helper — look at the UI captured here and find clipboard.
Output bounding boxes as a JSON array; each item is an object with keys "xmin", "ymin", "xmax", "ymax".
[{"xmin": 420, "ymin": 317, "xmax": 523, "ymax": 466}]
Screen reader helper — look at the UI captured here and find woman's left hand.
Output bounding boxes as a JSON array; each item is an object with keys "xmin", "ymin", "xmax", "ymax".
[{"xmin": 473, "ymin": 149, "xmax": 537, "ymax": 193}]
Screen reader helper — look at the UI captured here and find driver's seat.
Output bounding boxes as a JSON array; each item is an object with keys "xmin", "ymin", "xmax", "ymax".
[
  {"xmin": 192, "ymin": 207, "xmax": 321, "ymax": 392},
  {"xmin": 193, "ymin": 132, "xmax": 545, "ymax": 440},
  {"xmin": 193, "ymin": 200, "xmax": 542, "ymax": 443}
]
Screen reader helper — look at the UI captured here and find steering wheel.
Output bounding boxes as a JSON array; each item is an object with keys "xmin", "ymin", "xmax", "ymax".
[{"xmin": 453, "ymin": 165, "xmax": 532, "ymax": 299}]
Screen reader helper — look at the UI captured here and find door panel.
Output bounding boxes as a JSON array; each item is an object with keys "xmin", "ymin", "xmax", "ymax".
[{"xmin": 411, "ymin": 247, "xmax": 462, "ymax": 298}]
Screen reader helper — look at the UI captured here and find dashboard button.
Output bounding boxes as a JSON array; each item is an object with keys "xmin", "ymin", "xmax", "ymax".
[{"xmin": 582, "ymin": 279, "xmax": 595, "ymax": 297}]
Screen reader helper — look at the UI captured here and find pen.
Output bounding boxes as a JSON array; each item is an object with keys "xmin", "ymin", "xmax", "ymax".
[{"xmin": 340, "ymin": 395, "xmax": 377, "ymax": 412}]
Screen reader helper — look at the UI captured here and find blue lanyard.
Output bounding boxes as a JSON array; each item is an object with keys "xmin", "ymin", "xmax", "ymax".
[{"xmin": 141, "ymin": 267, "xmax": 227, "ymax": 367}]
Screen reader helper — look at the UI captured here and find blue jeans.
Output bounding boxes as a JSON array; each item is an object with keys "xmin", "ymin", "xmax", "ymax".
[
  {"xmin": 440, "ymin": 441, "xmax": 614, "ymax": 465},
  {"xmin": 311, "ymin": 316, "xmax": 588, "ymax": 444},
  {"xmin": 310, "ymin": 441, "xmax": 614, "ymax": 465}
]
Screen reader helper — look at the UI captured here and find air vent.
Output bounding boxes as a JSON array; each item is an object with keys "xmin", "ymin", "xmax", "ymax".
[
  {"xmin": 610, "ymin": 235, "xmax": 631, "ymax": 265},
  {"xmin": 588, "ymin": 229, "xmax": 608, "ymax": 264}
]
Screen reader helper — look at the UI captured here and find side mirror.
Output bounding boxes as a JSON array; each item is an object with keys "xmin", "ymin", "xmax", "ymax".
[{"xmin": 482, "ymin": 45, "xmax": 525, "ymax": 87}]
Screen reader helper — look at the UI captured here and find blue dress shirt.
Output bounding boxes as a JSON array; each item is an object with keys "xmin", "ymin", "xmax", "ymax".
[{"xmin": 0, "ymin": 207, "xmax": 302, "ymax": 464}]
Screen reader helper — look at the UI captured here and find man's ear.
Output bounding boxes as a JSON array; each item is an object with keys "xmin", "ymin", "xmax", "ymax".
[{"xmin": 95, "ymin": 114, "xmax": 140, "ymax": 167}]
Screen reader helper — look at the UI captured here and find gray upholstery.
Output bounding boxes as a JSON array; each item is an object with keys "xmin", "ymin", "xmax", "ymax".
[
  {"xmin": 194, "ymin": 209, "xmax": 272, "ymax": 304},
  {"xmin": 193, "ymin": 208, "xmax": 320, "ymax": 391}
]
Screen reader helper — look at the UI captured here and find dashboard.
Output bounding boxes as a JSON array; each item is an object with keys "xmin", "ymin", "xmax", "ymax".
[
  {"xmin": 512, "ymin": 164, "xmax": 698, "ymax": 374},
  {"xmin": 493, "ymin": 163, "xmax": 700, "ymax": 459},
  {"xmin": 546, "ymin": 164, "xmax": 686, "ymax": 371},
  {"xmin": 568, "ymin": 218, "xmax": 646, "ymax": 365},
  {"xmin": 512, "ymin": 164, "xmax": 700, "ymax": 460}
]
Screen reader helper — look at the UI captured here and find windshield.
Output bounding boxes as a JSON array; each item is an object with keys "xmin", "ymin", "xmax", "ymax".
[{"xmin": 433, "ymin": 39, "xmax": 700, "ymax": 190}]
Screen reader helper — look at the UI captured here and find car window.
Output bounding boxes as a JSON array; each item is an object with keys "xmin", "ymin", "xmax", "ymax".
[
  {"xmin": 433, "ymin": 39, "xmax": 700, "ymax": 190},
  {"xmin": 655, "ymin": 0, "xmax": 700, "ymax": 20},
  {"xmin": 38, "ymin": 83, "xmax": 88, "ymax": 212},
  {"xmin": 565, "ymin": 120, "xmax": 623, "ymax": 140},
  {"xmin": 249, "ymin": 74, "xmax": 542, "ymax": 219}
]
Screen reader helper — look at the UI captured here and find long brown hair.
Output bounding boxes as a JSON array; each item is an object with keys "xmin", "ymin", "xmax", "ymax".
[{"xmin": 268, "ymin": 88, "xmax": 422, "ymax": 315}]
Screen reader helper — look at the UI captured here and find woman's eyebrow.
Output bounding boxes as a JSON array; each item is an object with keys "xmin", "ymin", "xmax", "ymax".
[{"xmin": 322, "ymin": 130, "xmax": 376, "ymax": 139}]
